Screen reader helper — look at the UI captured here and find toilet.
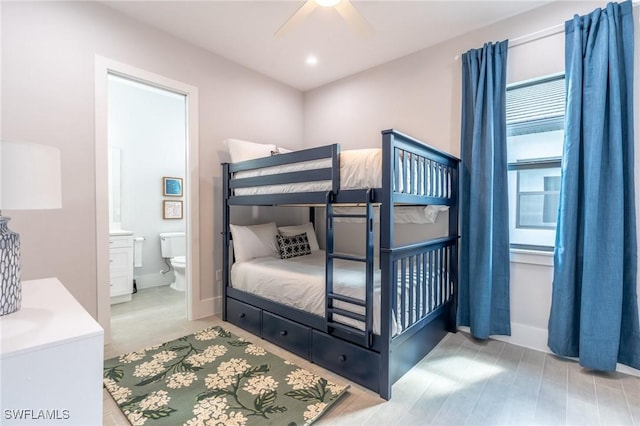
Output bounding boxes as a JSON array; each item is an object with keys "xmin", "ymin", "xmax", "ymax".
[{"xmin": 159, "ymin": 232, "xmax": 186, "ymax": 291}]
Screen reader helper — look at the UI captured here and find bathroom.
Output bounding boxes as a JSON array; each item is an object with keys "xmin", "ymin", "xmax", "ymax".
[{"xmin": 107, "ymin": 73, "xmax": 188, "ymax": 315}]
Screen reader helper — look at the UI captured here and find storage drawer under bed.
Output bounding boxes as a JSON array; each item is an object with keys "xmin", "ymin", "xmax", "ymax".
[
  {"xmin": 262, "ymin": 312, "xmax": 311, "ymax": 359},
  {"xmin": 227, "ymin": 298, "xmax": 262, "ymax": 337},
  {"xmin": 311, "ymin": 330, "xmax": 380, "ymax": 392}
]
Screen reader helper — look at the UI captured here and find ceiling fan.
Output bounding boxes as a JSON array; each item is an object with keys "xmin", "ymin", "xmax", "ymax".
[{"xmin": 275, "ymin": 0, "xmax": 374, "ymax": 37}]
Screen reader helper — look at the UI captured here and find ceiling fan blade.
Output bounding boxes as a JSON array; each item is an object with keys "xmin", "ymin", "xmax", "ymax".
[
  {"xmin": 275, "ymin": 1, "xmax": 318, "ymax": 36},
  {"xmin": 335, "ymin": 0, "xmax": 374, "ymax": 37}
]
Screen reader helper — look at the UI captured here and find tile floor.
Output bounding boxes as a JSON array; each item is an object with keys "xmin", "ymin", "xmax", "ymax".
[{"xmin": 104, "ymin": 286, "xmax": 640, "ymax": 426}]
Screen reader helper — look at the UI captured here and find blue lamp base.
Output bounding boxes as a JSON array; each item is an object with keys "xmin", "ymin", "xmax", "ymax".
[{"xmin": 0, "ymin": 216, "xmax": 21, "ymax": 316}]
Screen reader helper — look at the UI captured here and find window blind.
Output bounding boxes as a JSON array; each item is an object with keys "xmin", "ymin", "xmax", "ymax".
[{"xmin": 506, "ymin": 75, "xmax": 565, "ymax": 136}]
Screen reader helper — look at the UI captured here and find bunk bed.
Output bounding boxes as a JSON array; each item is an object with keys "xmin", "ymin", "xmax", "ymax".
[{"xmin": 221, "ymin": 129, "xmax": 460, "ymax": 400}]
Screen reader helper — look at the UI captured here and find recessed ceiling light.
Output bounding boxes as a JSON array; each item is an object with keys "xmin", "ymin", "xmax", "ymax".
[
  {"xmin": 306, "ymin": 55, "xmax": 318, "ymax": 66},
  {"xmin": 314, "ymin": 0, "xmax": 340, "ymax": 7}
]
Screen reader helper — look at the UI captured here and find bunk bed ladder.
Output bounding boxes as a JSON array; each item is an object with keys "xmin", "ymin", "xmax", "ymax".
[{"xmin": 325, "ymin": 190, "xmax": 375, "ymax": 348}]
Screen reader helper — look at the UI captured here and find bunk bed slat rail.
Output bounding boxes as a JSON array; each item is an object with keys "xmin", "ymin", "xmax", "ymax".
[
  {"xmin": 230, "ymin": 168, "xmax": 333, "ymax": 189},
  {"xmin": 228, "ymin": 144, "xmax": 338, "ymax": 173},
  {"xmin": 393, "ymin": 149, "xmax": 455, "ymax": 203},
  {"xmin": 383, "ymin": 128, "xmax": 458, "ymax": 206},
  {"xmin": 385, "ymin": 236, "xmax": 458, "ymax": 334},
  {"xmin": 226, "ymin": 144, "xmax": 340, "ymax": 205}
]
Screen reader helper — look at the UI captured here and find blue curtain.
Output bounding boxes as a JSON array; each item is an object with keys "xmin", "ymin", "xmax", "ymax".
[
  {"xmin": 549, "ymin": 1, "xmax": 640, "ymax": 370},
  {"xmin": 459, "ymin": 40, "xmax": 511, "ymax": 339}
]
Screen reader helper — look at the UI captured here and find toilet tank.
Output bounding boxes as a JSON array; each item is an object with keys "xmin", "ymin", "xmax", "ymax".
[{"xmin": 159, "ymin": 232, "xmax": 186, "ymax": 258}]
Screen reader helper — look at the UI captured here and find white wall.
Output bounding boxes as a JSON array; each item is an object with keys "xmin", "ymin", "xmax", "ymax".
[
  {"xmin": 1, "ymin": 1, "xmax": 304, "ymax": 318},
  {"xmin": 2, "ymin": 1, "xmax": 638, "ymax": 374},
  {"xmin": 303, "ymin": 0, "xmax": 640, "ymax": 375},
  {"xmin": 108, "ymin": 76, "xmax": 186, "ymax": 288}
]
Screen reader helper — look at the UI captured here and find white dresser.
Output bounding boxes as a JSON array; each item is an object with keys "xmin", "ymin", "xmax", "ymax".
[
  {"xmin": 109, "ymin": 230, "xmax": 134, "ymax": 304},
  {"xmin": 0, "ymin": 278, "xmax": 104, "ymax": 425}
]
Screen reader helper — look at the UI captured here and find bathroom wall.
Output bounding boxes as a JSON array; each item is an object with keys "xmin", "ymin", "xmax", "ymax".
[{"xmin": 108, "ymin": 75, "xmax": 186, "ymax": 289}]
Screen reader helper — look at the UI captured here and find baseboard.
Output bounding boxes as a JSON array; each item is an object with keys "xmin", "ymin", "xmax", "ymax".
[
  {"xmin": 492, "ymin": 322, "xmax": 550, "ymax": 353},
  {"xmin": 134, "ymin": 273, "xmax": 171, "ymax": 289},
  {"xmin": 457, "ymin": 323, "xmax": 639, "ymax": 377},
  {"xmin": 616, "ymin": 363, "xmax": 640, "ymax": 377},
  {"xmin": 213, "ymin": 296, "xmax": 222, "ymax": 316},
  {"xmin": 191, "ymin": 296, "xmax": 217, "ymax": 320}
]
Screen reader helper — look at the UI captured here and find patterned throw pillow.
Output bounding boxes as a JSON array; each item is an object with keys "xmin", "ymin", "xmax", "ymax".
[{"xmin": 276, "ymin": 233, "xmax": 311, "ymax": 259}]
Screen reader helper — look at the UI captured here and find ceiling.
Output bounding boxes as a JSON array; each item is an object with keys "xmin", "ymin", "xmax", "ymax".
[{"xmin": 103, "ymin": 1, "xmax": 551, "ymax": 91}]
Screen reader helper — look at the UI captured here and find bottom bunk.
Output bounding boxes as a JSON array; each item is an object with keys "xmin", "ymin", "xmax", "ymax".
[{"xmin": 222, "ymin": 229, "xmax": 457, "ymax": 400}]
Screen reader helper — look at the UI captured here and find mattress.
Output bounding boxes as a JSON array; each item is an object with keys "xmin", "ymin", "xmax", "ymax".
[{"xmin": 230, "ymin": 251, "xmax": 398, "ymax": 335}]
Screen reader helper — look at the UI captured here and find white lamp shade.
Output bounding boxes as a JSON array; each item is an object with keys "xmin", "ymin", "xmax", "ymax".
[{"xmin": 1, "ymin": 141, "xmax": 62, "ymax": 210}]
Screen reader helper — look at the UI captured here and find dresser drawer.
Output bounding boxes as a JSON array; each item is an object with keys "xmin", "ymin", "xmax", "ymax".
[
  {"xmin": 312, "ymin": 330, "xmax": 380, "ymax": 391},
  {"xmin": 227, "ymin": 298, "xmax": 262, "ymax": 337},
  {"xmin": 263, "ymin": 312, "xmax": 311, "ymax": 359}
]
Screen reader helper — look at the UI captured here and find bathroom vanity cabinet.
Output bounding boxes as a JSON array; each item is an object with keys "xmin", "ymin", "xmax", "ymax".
[{"xmin": 109, "ymin": 231, "xmax": 134, "ymax": 304}]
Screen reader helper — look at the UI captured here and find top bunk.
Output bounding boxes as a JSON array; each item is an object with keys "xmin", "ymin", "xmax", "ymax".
[{"xmin": 222, "ymin": 129, "xmax": 460, "ymax": 207}]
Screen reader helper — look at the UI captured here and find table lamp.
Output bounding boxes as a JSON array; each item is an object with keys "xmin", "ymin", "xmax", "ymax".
[{"xmin": 0, "ymin": 141, "xmax": 62, "ymax": 316}]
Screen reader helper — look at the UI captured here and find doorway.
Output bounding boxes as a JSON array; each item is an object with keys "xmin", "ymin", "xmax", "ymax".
[
  {"xmin": 95, "ymin": 57, "xmax": 200, "ymax": 344},
  {"xmin": 108, "ymin": 73, "xmax": 187, "ymax": 324}
]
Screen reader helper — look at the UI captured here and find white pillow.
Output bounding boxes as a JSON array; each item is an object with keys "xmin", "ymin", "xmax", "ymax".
[
  {"xmin": 225, "ymin": 138, "xmax": 277, "ymax": 163},
  {"xmin": 277, "ymin": 222, "xmax": 320, "ymax": 252},
  {"xmin": 229, "ymin": 222, "xmax": 279, "ymax": 262}
]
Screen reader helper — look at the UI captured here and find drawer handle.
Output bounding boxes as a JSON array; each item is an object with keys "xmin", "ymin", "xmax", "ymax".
[
  {"xmin": 280, "ymin": 330, "xmax": 288, "ymax": 336},
  {"xmin": 338, "ymin": 355, "xmax": 347, "ymax": 362},
  {"xmin": 240, "ymin": 313, "xmax": 246, "ymax": 318}
]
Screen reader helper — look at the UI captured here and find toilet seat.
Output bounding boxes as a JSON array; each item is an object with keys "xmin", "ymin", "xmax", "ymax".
[{"xmin": 171, "ymin": 256, "xmax": 186, "ymax": 267}]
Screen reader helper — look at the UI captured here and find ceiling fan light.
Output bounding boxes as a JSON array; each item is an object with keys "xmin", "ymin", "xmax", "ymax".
[{"xmin": 314, "ymin": 0, "xmax": 341, "ymax": 7}]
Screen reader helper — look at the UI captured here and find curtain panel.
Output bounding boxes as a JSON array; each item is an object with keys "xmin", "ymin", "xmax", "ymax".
[
  {"xmin": 458, "ymin": 40, "xmax": 511, "ymax": 339},
  {"xmin": 549, "ymin": 0, "xmax": 640, "ymax": 370}
]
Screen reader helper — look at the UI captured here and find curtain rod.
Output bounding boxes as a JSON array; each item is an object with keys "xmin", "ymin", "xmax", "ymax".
[
  {"xmin": 453, "ymin": 23, "xmax": 562, "ymax": 61},
  {"xmin": 509, "ymin": 23, "xmax": 564, "ymax": 49},
  {"xmin": 455, "ymin": 1, "xmax": 639, "ymax": 61},
  {"xmin": 510, "ymin": 0, "xmax": 639, "ymax": 48}
]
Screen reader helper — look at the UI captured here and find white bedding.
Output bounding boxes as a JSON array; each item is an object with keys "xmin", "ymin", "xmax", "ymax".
[
  {"xmin": 233, "ymin": 148, "xmax": 382, "ymax": 196},
  {"xmin": 230, "ymin": 250, "xmax": 398, "ymax": 335}
]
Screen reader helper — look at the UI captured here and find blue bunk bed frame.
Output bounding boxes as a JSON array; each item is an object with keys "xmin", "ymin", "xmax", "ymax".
[{"xmin": 221, "ymin": 129, "xmax": 460, "ymax": 400}]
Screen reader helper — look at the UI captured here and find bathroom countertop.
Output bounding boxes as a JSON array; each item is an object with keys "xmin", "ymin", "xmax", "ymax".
[{"xmin": 110, "ymin": 229, "xmax": 134, "ymax": 236}]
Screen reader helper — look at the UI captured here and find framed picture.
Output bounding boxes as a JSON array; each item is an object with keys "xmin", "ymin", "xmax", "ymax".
[
  {"xmin": 163, "ymin": 177, "xmax": 183, "ymax": 197},
  {"xmin": 163, "ymin": 200, "xmax": 183, "ymax": 220}
]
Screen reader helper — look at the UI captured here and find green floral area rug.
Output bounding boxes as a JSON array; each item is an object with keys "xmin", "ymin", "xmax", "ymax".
[{"xmin": 104, "ymin": 326, "xmax": 349, "ymax": 426}]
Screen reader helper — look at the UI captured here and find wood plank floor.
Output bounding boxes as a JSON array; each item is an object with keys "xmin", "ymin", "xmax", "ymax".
[{"xmin": 103, "ymin": 286, "xmax": 640, "ymax": 426}]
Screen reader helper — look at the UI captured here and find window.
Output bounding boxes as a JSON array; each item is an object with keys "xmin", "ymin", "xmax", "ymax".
[{"xmin": 507, "ymin": 74, "xmax": 565, "ymax": 250}]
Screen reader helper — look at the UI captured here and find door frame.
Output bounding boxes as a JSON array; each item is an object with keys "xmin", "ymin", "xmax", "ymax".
[{"xmin": 94, "ymin": 56, "xmax": 200, "ymax": 343}]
